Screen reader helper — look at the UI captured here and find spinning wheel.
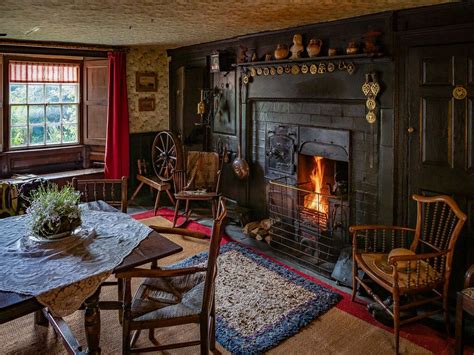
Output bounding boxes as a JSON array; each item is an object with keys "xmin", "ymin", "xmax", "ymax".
[
  {"xmin": 131, "ymin": 131, "xmax": 184, "ymax": 215},
  {"xmin": 151, "ymin": 131, "xmax": 183, "ymax": 181}
]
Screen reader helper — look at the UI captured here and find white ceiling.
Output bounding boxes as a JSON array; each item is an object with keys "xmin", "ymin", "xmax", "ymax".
[{"xmin": 0, "ymin": 0, "xmax": 456, "ymax": 48}]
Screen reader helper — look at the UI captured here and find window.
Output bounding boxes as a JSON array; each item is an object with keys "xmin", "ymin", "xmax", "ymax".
[{"xmin": 8, "ymin": 60, "xmax": 80, "ymax": 149}]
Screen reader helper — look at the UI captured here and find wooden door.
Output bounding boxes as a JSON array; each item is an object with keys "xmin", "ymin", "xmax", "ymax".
[{"xmin": 407, "ymin": 43, "xmax": 474, "ymax": 289}]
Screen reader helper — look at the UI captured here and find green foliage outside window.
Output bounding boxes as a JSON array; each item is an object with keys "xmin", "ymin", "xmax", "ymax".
[{"xmin": 9, "ymin": 83, "xmax": 79, "ymax": 148}]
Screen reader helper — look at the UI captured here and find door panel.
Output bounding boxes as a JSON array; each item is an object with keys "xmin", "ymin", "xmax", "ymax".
[{"xmin": 407, "ymin": 43, "xmax": 474, "ymax": 293}]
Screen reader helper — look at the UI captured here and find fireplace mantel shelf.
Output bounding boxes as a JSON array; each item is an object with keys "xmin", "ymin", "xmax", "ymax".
[{"xmin": 234, "ymin": 53, "xmax": 390, "ymax": 67}]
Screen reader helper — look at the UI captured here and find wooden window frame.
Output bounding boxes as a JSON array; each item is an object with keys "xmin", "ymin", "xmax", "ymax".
[{"xmin": 2, "ymin": 55, "xmax": 84, "ymax": 152}]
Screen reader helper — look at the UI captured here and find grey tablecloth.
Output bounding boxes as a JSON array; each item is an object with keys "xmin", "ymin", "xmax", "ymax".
[{"xmin": 0, "ymin": 207, "xmax": 151, "ymax": 315}]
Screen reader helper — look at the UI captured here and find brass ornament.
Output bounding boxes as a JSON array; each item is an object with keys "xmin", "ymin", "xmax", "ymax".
[
  {"xmin": 346, "ymin": 62, "xmax": 356, "ymax": 75},
  {"xmin": 301, "ymin": 64, "xmax": 309, "ymax": 74},
  {"xmin": 250, "ymin": 67, "xmax": 257, "ymax": 77},
  {"xmin": 453, "ymin": 85, "xmax": 467, "ymax": 100},
  {"xmin": 270, "ymin": 67, "xmax": 276, "ymax": 75},
  {"xmin": 263, "ymin": 67, "xmax": 270, "ymax": 76},
  {"xmin": 310, "ymin": 64, "xmax": 318, "ymax": 74},
  {"xmin": 284, "ymin": 65, "xmax": 291, "ymax": 74},
  {"xmin": 277, "ymin": 66, "xmax": 284, "ymax": 75},
  {"xmin": 362, "ymin": 74, "xmax": 371, "ymax": 96},
  {"xmin": 256, "ymin": 67, "xmax": 263, "ymax": 76},
  {"xmin": 291, "ymin": 64, "xmax": 300, "ymax": 75},
  {"xmin": 242, "ymin": 74, "xmax": 250, "ymax": 85},
  {"xmin": 327, "ymin": 62, "xmax": 335, "ymax": 73},
  {"xmin": 318, "ymin": 63, "xmax": 327, "ymax": 74},
  {"xmin": 366, "ymin": 111, "xmax": 377, "ymax": 124},
  {"xmin": 370, "ymin": 73, "xmax": 380, "ymax": 96},
  {"xmin": 366, "ymin": 98, "xmax": 376, "ymax": 110}
]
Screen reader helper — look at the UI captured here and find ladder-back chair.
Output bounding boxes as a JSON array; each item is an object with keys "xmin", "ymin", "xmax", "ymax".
[
  {"xmin": 351, "ymin": 194, "xmax": 467, "ymax": 354},
  {"xmin": 72, "ymin": 177, "xmax": 128, "ymax": 213},
  {"xmin": 117, "ymin": 198, "xmax": 227, "ymax": 354},
  {"xmin": 172, "ymin": 149, "xmax": 224, "ymax": 227}
]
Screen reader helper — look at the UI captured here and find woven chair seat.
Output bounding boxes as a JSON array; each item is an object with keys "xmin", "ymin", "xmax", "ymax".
[
  {"xmin": 462, "ymin": 287, "xmax": 474, "ymax": 300},
  {"xmin": 131, "ymin": 271, "xmax": 206, "ymax": 322},
  {"xmin": 356, "ymin": 252, "xmax": 442, "ymax": 292}
]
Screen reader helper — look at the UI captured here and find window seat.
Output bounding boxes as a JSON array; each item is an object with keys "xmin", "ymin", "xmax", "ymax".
[{"xmin": 1, "ymin": 167, "xmax": 104, "ymax": 186}]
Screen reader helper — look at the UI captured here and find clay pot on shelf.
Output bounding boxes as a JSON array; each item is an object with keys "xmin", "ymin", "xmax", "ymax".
[
  {"xmin": 306, "ymin": 39, "xmax": 323, "ymax": 58},
  {"xmin": 274, "ymin": 44, "xmax": 289, "ymax": 60},
  {"xmin": 328, "ymin": 48, "xmax": 337, "ymax": 56},
  {"xmin": 290, "ymin": 34, "xmax": 304, "ymax": 59},
  {"xmin": 346, "ymin": 42, "xmax": 359, "ymax": 55}
]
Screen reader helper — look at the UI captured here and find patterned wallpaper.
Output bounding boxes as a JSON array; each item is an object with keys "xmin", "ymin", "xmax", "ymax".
[{"xmin": 126, "ymin": 46, "xmax": 169, "ymax": 133}]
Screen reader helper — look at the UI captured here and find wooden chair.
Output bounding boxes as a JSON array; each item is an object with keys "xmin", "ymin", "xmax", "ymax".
[
  {"xmin": 350, "ymin": 194, "xmax": 467, "ymax": 354},
  {"xmin": 72, "ymin": 177, "xmax": 128, "ymax": 213},
  {"xmin": 116, "ymin": 197, "xmax": 227, "ymax": 355},
  {"xmin": 172, "ymin": 150, "xmax": 224, "ymax": 227},
  {"xmin": 130, "ymin": 159, "xmax": 175, "ymax": 215},
  {"xmin": 455, "ymin": 264, "xmax": 474, "ymax": 354}
]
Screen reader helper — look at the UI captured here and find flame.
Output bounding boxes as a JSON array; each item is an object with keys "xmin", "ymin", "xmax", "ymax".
[{"xmin": 304, "ymin": 156, "xmax": 328, "ymax": 213}]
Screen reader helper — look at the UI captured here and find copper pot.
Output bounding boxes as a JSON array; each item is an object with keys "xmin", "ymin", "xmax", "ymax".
[{"xmin": 274, "ymin": 44, "xmax": 289, "ymax": 60}]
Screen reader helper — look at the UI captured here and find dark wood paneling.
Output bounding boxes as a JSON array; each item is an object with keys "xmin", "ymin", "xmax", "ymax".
[
  {"xmin": 83, "ymin": 59, "xmax": 108, "ymax": 146},
  {"xmin": 129, "ymin": 132, "xmax": 159, "ymax": 189}
]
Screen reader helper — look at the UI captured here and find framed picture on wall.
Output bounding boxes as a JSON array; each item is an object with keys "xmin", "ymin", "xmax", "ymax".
[
  {"xmin": 138, "ymin": 97, "xmax": 155, "ymax": 111},
  {"xmin": 136, "ymin": 72, "xmax": 157, "ymax": 92}
]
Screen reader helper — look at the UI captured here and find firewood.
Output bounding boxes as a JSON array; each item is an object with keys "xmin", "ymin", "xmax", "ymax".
[
  {"xmin": 259, "ymin": 218, "xmax": 272, "ymax": 231},
  {"xmin": 243, "ymin": 221, "xmax": 260, "ymax": 235}
]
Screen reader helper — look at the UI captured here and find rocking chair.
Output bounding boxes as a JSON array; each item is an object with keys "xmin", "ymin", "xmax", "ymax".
[
  {"xmin": 172, "ymin": 150, "xmax": 224, "ymax": 227},
  {"xmin": 351, "ymin": 194, "xmax": 467, "ymax": 354}
]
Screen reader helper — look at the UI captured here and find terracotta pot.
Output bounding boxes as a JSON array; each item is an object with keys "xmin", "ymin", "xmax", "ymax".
[
  {"xmin": 328, "ymin": 48, "xmax": 337, "ymax": 56},
  {"xmin": 274, "ymin": 44, "xmax": 289, "ymax": 60},
  {"xmin": 346, "ymin": 42, "xmax": 359, "ymax": 55},
  {"xmin": 306, "ymin": 39, "xmax": 323, "ymax": 58}
]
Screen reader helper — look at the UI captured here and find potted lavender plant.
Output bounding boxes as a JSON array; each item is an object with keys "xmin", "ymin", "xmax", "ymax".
[{"xmin": 27, "ymin": 184, "xmax": 82, "ymax": 240}]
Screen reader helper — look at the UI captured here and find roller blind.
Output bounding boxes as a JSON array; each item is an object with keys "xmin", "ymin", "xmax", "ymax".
[{"xmin": 9, "ymin": 61, "xmax": 79, "ymax": 83}]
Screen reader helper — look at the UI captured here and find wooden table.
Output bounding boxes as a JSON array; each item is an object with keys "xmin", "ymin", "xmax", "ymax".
[{"xmin": 0, "ymin": 230, "xmax": 183, "ymax": 354}]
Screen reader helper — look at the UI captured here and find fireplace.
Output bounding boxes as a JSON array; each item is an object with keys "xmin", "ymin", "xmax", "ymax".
[{"xmin": 266, "ymin": 125, "xmax": 350, "ymax": 276}]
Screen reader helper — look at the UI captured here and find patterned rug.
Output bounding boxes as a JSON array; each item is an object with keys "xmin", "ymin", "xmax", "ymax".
[{"xmin": 171, "ymin": 241, "xmax": 342, "ymax": 354}]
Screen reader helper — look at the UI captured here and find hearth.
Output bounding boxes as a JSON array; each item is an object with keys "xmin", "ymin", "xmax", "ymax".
[{"xmin": 266, "ymin": 125, "xmax": 350, "ymax": 276}]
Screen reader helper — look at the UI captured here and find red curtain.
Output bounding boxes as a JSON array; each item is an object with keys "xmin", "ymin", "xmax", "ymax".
[{"xmin": 105, "ymin": 51, "xmax": 130, "ymax": 179}]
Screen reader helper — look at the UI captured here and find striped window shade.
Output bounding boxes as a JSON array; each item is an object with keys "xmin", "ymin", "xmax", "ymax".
[{"xmin": 9, "ymin": 61, "xmax": 79, "ymax": 83}]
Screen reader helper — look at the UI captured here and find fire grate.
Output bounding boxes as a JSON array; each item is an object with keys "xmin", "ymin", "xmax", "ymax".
[{"xmin": 268, "ymin": 176, "xmax": 349, "ymax": 276}]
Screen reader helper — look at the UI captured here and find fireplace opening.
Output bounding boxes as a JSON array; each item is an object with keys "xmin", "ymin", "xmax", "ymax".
[{"xmin": 268, "ymin": 152, "xmax": 349, "ymax": 276}]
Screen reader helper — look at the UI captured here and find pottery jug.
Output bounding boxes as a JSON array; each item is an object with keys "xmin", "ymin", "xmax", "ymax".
[
  {"xmin": 346, "ymin": 41, "xmax": 359, "ymax": 55},
  {"xmin": 306, "ymin": 39, "xmax": 323, "ymax": 58},
  {"xmin": 290, "ymin": 34, "xmax": 304, "ymax": 59},
  {"xmin": 274, "ymin": 44, "xmax": 289, "ymax": 60}
]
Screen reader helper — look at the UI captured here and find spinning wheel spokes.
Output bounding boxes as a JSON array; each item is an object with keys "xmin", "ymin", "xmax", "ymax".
[{"xmin": 151, "ymin": 131, "xmax": 183, "ymax": 182}]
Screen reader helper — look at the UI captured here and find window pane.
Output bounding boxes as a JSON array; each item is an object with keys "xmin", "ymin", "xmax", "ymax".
[
  {"xmin": 10, "ymin": 84, "xmax": 26, "ymax": 104},
  {"xmin": 46, "ymin": 105, "xmax": 61, "ymax": 123},
  {"xmin": 29, "ymin": 105, "xmax": 45, "ymax": 124},
  {"xmin": 45, "ymin": 85, "xmax": 60, "ymax": 103},
  {"xmin": 62, "ymin": 105, "xmax": 78, "ymax": 123},
  {"xmin": 10, "ymin": 127, "xmax": 27, "ymax": 147},
  {"xmin": 46, "ymin": 125, "xmax": 61, "ymax": 144},
  {"xmin": 61, "ymin": 85, "xmax": 77, "ymax": 103},
  {"xmin": 29, "ymin": 126, "xmax": 45, "ymax": 145},
  {"xmin": 10, "ymin": 105, "xmax": 27, "ymax": 126},
  {"xmin": 62, "ymin": 124, "xmax": 78, "ymax": 143},
  {"xmin": 28, "ymin": 84, "xmax": 45, "ymax": 104}
]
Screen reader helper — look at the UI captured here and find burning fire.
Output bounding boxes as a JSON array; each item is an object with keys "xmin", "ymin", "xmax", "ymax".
[{"xmin": 304, "ymin": 156, "xmax": 329, "ymax": 214}]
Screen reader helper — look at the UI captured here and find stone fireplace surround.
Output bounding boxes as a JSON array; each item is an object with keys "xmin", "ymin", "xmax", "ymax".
[{"xmin": 248, "ymin": 99, "xmax": 388, "ymax": 227}]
